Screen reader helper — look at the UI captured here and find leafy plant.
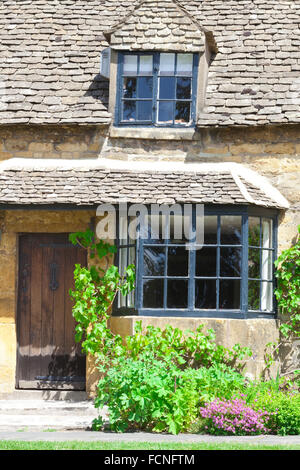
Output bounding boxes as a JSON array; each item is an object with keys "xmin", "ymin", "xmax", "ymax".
[
  {"xmin": 251, "ymin": 390, "xmax": 300, "ymax": 436},
  {"xmin": 93, "ymin": 353, "xmax": 199, "ymax": 435},
  {"xmin": 126, "ymin": 322, "xmax": 252, "ymax": 373},
  {"xmin": 194, "ymin": 364, "xmax": 247, "ymax": 405},
  {"xmin": 69, "ymin": 229, "xmax": 135, "ymax": 367},
  {"xmin": 274, "ymin": 225, "xmax": 300, "ymax": 337},
  {"xmin": 264, "ymin": 226, "xmax": 300, "ymax": 379}
]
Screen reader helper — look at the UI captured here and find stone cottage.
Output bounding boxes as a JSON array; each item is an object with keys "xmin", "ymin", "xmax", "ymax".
[{"xmin": 0, "ymin": 0, "xmax": 299, "ymax": 395}]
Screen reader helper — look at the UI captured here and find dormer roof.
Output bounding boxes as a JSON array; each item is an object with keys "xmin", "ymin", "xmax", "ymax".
[{"xmin": 104, "ymin": 0, "xmax": 217, "ymax": 53}]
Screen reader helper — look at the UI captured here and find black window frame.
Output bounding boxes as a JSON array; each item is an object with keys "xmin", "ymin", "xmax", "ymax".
[{"xmin": 114, "ymin": 205, "xmax": 278, "ymax": 319}]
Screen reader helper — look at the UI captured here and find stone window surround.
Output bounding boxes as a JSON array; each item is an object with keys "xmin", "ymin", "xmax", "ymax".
[{"xmin": 108, "ymin": 41, "xmax": 212, "ymax": 140}]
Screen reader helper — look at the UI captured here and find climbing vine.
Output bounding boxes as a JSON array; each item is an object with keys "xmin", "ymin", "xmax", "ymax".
[
  {"xmin": 68, "ymin": 229, "xmax": 136, "ymax": 369},
  {"xmin": 265, "ymin": 225, "xmax": 300, "ymax": 378}
]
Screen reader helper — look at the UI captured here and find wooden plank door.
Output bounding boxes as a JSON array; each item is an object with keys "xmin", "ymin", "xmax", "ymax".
[{"xmin": 17, "ymin": 234, "xmax": 87, "ymax": 390}]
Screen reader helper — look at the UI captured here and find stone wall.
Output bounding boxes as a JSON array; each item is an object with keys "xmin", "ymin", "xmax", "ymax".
[
  {"xmin": 0, "ymin": 125, "xmax": 106, "ymax": 161},
  {"xmin": 102, "ymin": 123, "xmax": 300, "ymax": 251},
  {"xmin": 0, "ymin": 122, "xmax": 299, "ymax": 393}
]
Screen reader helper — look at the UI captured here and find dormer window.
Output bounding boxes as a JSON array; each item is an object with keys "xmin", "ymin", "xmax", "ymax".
[{"xmin": 115, "ymin": 52, "xmax": 199, "ymax": 128}]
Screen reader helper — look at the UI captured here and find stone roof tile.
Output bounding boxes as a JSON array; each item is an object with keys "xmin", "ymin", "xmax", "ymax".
[
  {"xmin": 0, "ymin": 159, "xmax": 288, "ymax": 209},
  {"xmin": 0, "ymin": 0, "xmax": 299, "ymax": 126}
]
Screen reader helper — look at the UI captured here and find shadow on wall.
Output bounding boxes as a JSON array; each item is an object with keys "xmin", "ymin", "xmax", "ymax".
[{"xmin": 84, "ymin": 74, "xmax": 109, "ymax": 104}]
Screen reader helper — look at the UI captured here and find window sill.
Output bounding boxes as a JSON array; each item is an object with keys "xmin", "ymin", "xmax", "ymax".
[
  {"xmin": 112, "ymin": 310, "xmax": 276, "ymax": 319},
  {"xmin": 109, "ymin": 126, "xmax": 197, "ymax": 141}
]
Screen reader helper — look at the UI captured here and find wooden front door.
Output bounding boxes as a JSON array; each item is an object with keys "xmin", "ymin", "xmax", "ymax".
[{"xmin": 17, "ymin": 234, "xmax": 87, "ymax": 390}]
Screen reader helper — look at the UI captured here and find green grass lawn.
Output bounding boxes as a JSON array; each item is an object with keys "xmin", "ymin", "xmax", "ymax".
[{"xmin": 0, "ymin": 441, "xmax": 300, "ymax": 451}]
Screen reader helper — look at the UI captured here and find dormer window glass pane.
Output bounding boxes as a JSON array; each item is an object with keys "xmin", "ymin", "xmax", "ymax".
[
  {"xmin": 177, "ymin": 78, "xmax": 191, "ymax": 100},
  {"xmin": 159, "ymin": 53, "xmax": 175, "ymax": 75},
  {"xmin": 139, "ymin": 55, "xmax": 153, "ymax": 75},
  {"xmin": 157, "ymin": 101, "xmax": 173, "ymax": 124},
  {"xmin": 177, "ymin": 54, "xmax": 193, "ymax": 75},
  {"xmin": 123, "ymin": 101, "xmax": 136, "ymax": 121},
  {"xmin": 139, "ymin": 77, "xmax": 153, "ymax": 99},
  {"xmin": 123, "ymin": 78, "xmax": 137, "ymax": 98},
  {"xmin": 123, "ymin": 55, "xmax": 138, "ymax": 75},
  {"xmin": 137, "ymin": 100, "xmax": 152, "ymax": 121},
  {"xmin": 159, "ymin": 77, "xmax": 175, "ymax": 99},
  {"xmin": 175, "ymin": 101, "xmax": 190, "ymax": 124}
]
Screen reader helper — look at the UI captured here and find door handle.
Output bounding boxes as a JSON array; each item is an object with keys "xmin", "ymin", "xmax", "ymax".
[
  {"xmin": 21, "ymin": 264, "xmax": 29, "ymax": 292},
  {"xmin": 50, "ymin": 262, "xmax": 59, "ymax": 291}
]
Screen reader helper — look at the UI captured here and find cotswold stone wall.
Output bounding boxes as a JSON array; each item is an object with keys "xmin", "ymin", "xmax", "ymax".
[
  {"xmin": 101, "ymin": 124, "xmax": 300, "ymax": 250},
  {"xmin": 1, "ymin": 123, "xmax": 297, "ymax": 248},
  {"xmin": 0, "ymin": 125, "xmax": 106, "ymax": 161},
  {"xmin": 0, "ymin": 123, "xmax": 299, "ymax": 393}
]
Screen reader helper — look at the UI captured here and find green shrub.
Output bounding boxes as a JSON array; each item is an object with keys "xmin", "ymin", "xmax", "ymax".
[
  {"xmin": 93, "ymin": 353, "xmax": 199, "ymax": 435},
  {"xmin": 126, "ymin": 322, "xmax": 252, "ymax": 372},
  {"xmin": 195, "ymin": 364, "xmax": 247, "ymax": 405},
  {"xmin": 251, "ymin": 390, "xmax": 300, "ymax": 435},
  {"xmin": 92, "ymin": 357, "xmax": 248, "ymax": 435}
]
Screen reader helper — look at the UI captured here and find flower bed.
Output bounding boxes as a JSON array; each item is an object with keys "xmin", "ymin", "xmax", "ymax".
[{"xmin": 199, "ymin": 398, "xmax": 272, "ymax": 436}]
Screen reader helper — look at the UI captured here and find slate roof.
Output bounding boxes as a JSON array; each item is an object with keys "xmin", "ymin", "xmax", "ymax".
[
  {"xmin": 0, "ymin": 0, "xmax": 299, "ymax": 127},
  {"xmin": 0, "ymin": 159, "xmax": 289, "ymax": 209}
]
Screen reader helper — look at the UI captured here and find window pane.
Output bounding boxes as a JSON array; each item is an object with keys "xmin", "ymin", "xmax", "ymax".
[
  {"xmin": 123, "ymin": 55, "xmax": 137, "ymax": 75},
  {"xmin": 159, "ymin": 53, "xmax": 175, "ymax": 75},
  {"xmin": 138, "ymin": 77, "xmax": 153, "ymax": 99},
  {"xmin": 249, "ymin": 217, "xmax": 260, "ymax": 246},
  {"xmin": 139, "ymin": 55, "xmax": 153, "ymax": 75},
  {"xmin": 143, "ymin": 279, "xmax": 164, "ymax": 308},
  {"xmin": 196, "ymin": 247, "xmax": 217, "ymax": 277},
  {"xmin": 248, "ymin": 280, "xmax": 260, "ymax": 310},
  {"xmin": 220, "ymin": 216, "xmax": 242, "ymax": 245},
  {"xmin": 261, "ymin": 281, "xmax": 273, "ymax": 312},
  {"xmin": 195, "ymin": 279, "xmax": 216, "ymax": 309},
  {"xmin": 219, "ymin": 280, "xmax": 240, "ymax": 309},
  {"xmin": 137, "ymin": 100, "xmax": 152, "ymax": 121},
  {"xmin": 176, "ymin": 78, "xmax": 191, "ymax": 99},
  {"xmin": 144, "ymin": 246, "xmax": 165, "ymax": 276},
  {"xmin": 123, "ymin": 101, "xmax": 136, "ymax": 121},
  {"xmin": 119, "ymin": 215, "xmax": 129, "ymax": 245},
  {"xmin": 143, "ymin": 214, "xmax": 167, "ymax": 243},
  {"xmin": 177, "ymin": 53, "xmax": 193, "ymax": 75},
  {"xmin": 167, "ymin": 280, "xmax": 188, "ymax": 308},
  {"xmin": 175, "ymin": 101, "xmax": 191, "ymax": 124},
  {"xmin": 204, "ymin": 216, "xmax": 218, "ymax": 244},
  {"xmin": 118, "ymin": 244, "xmax": 136, "ymax": 308},
  {"xmin": 159, "ymin": 77, "xmax": 175, "ymax": 99},
  {"xmin": 169, "ymin": 213, "xmax": 194, "ymax": 244},
  {"xmin": 157, "ymin": 101, "xmax": 173, "ymax": 124},
  {"xmin": 248, "ymin": 248, "xmax": 260, "ymax": 279},
  {"xmin": 123, "ymin": 77, "xmax": 137, "ymax": 98},
  {"xmin": 262, "ymin": 218, "xmax": 273, "ymax": 249},
  {"xmin": 220, "ymin": 247, "xmax": 241, "ymax": 277},
  {"xmin": 261, "ymin": 250, "xmax": 273, "ymax": 281},
  {"xmin": 167, "ymin": 246, "xmax": 189, "ymax": 276}
]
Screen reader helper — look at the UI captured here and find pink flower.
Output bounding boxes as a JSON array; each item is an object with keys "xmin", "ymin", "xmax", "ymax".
[{"xmin": 199, "ymin": 398, "xmax": 271, "ymax": 436}]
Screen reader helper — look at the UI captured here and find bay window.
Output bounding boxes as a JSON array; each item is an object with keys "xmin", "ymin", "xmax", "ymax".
[{"xmin": 115, "ymin": 206, "xmax": 278, "ymax": 318}]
